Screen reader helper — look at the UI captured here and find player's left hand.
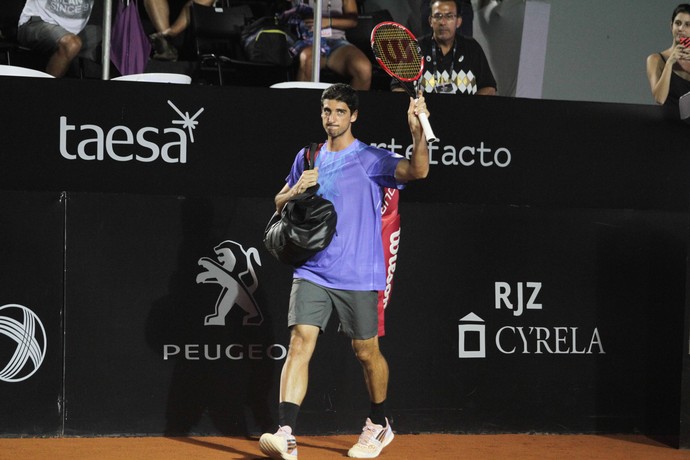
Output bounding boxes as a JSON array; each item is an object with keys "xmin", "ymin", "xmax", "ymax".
[{"xmin": 408, "ymin": 91, "xmax": 429, "ymax": 136}]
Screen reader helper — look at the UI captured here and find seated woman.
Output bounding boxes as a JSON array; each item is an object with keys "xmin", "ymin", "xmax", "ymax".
[
  {"xmin": 646, "ymin": 3, "xmax": 690, "ymax": 105},
  {"xmin": 287, "ymin": 0, "xmax": 371, "ymax": 90}
]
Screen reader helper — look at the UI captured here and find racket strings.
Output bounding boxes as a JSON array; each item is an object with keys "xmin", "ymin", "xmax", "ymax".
[{"xmin": 372, "ymin": 26, "xmax": 422, "ymax": 80}]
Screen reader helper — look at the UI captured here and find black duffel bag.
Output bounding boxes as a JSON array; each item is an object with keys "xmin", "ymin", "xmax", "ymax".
[{"xmin": 263, "ymin": 143, "xmax": 337, "ymax": 267}]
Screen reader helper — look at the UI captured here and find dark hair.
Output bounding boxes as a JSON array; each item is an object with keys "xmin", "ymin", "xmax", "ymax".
[
  {"xmin": 430, "ymin": 0, "xmax": 460, "ymax": 13},
  {"xmin": 321, "ymin": 83, "xmax": 359, "ymax": 113},
  {"xmin": 672, "ymin": 4, "xmax": 690, "ymax": 22}
]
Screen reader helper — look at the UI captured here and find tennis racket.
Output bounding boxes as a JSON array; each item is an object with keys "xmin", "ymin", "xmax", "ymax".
[{"xmin": 371, "ymin": 21, "xmax": 438, "ymax": 143}]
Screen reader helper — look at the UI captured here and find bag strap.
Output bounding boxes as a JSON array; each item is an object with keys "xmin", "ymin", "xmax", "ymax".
[{"xmin": 304, "ymin": 142, "xmax": 324, "ymax": 170}]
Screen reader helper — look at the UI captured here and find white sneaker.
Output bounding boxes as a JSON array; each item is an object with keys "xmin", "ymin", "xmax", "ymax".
[
  {"xmin": 259, "ymin": 425, "xmax": 298, "ymax": 460},
  {"xmin": 347, "ymin": 418, "xmax": 394, "ymax": 458}
]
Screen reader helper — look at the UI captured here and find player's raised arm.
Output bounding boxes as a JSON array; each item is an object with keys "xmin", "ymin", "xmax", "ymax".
[{"xmin": 395, "ymin": 95, "xmax": 430, "ymax": 182}]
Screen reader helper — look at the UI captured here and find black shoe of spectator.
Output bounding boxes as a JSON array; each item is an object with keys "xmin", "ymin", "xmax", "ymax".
[{"xmin": 149, "ymin": 33, "xmax": 178, "ymax": 61}]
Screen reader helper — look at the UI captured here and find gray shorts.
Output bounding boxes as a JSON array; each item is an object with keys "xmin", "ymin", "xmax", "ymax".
[
  {"xmin": 288, "ymin": 278, "xmax": 378, "ymax": 340},
  {"xmin": 17, "ymin": 17, "xmax": 101, "ymax": 60}
]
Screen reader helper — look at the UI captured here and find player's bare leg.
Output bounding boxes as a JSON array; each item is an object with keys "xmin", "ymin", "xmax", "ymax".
[
  {"xmin": 260, "ymin": 324, "xmax": 319, "ymax": 460},
  {"xmin": 352, "ymin": 335, "xmax": 388, "ymax": 402},
  {"xmin": 281, "ymin": 324, "xmax": 320, "ymax": 404},
  {"xmin": 349, "ymin": 335, "xmax": 394, "ymax": 458}
]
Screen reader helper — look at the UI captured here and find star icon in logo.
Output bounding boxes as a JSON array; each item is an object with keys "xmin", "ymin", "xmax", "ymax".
[{"xmin": 167, "ymin": 100, "xmax": 204, "ymax": 143}]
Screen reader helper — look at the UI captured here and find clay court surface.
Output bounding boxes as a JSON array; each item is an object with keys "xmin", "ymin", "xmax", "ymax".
[{"xmin": 2, "ymin": 434, "xmax": 690, "ymax": 459}]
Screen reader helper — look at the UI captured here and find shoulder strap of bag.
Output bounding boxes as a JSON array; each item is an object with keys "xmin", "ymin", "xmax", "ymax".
[{"xmin": 304, "ymin": 142, "xmax": 324, "ymax": 170}]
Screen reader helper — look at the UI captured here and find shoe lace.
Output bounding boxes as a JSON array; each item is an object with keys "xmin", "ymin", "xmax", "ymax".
[{"xmin": 357, "ymin": 424, "xmax": 379, "ymax": 446}]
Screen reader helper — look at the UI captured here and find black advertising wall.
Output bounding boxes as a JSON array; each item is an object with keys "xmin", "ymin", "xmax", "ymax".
[
  {"xmin": 389, "ymin": 204, "xmax": 687, "ymax": 435},
  {"xmin": 63, "ymin": 194, "xmax": 285, "ymax": 436},
  {"xmin": 0, "ymin": 77, "xmax": 689, "ymax": 210},
  {"xmin": 0, "ymin": 77, "xmax": 689, "ymax": 442},
  {"xmin": 56, "ymin": 193, "xmax": 686, "ymax": 437},
  {"xmin": 0, "ymin": 192, "xmax": 64, "ymax": 436}
]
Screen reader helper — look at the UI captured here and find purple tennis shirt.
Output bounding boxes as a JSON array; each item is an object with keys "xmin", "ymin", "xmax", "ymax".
[{"xmin": 286, "ymin": 139, "xmax": 404, "ymax": 290}]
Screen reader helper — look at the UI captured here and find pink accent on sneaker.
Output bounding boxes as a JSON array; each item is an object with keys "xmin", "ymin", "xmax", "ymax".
[
  {"xmin": 259, "ymin": 425, "xmax": 298, "ymax": 460},
  {"xmin": 347, "ymin": 418, "xmax": 394, "ymax": 458}
]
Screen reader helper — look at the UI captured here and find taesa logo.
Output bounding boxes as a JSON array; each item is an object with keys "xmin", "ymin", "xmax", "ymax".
[
  {"xmin": 59, "ymin": 100, "xmax": 204, "ymax": 164},
  {"xmin": 0, "ymin": 304, "xmax": 47, "ymax": 382}
]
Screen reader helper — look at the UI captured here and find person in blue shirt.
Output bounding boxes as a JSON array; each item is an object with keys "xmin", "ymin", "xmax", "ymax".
[
  {"xmin": 286, "ymin": 0, "xmax": 372, "ymax": 90},
  {"xmin": 260, "ymin": 83, "xmax": 430, "ymax": 460}
]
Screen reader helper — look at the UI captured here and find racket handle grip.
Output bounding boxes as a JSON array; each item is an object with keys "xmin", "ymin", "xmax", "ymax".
[{"xmin": 418, "ymin": 112, "xmax": 438, "ymax": 143}]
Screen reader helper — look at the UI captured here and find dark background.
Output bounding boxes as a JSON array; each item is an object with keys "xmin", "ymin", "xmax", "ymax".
[{"xmin": 0, "ymin": 78, "xmax": 688, "ymax": 446}]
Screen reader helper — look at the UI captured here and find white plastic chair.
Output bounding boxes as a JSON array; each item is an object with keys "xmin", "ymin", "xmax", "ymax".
[
  {"xmin": 270, "ymin": 81, "xmax": 332, "ymax": 90},
  {"xmin": 111, "ymin": 73, "xmax": 192, "ymax": 84},
  {"xmin": 0, "ymin": 64, "xmax": 54, "ymax": 78}
]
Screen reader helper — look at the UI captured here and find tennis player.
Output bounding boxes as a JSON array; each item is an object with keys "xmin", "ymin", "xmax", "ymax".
[{"xmin": 259, "ymin": 83, "xmax": 430, "ymax": 459}]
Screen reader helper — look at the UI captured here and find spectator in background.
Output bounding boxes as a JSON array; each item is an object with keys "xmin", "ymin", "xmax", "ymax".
[
  {"xmin": 646, "ymin": 3, "xmax": 690, "ymax": 106},
  {"xmin": 421, "ymin": 0, "xmax": 472, "ymax": 37},
  {"xmin": 393, "ymin": 0, "xmax": 496, "ymax": 95},
  {"xmin": 17, "ymin": 0, "xmax": 100, "ymax": 77},
  {"xmin": 285, "ymin": 0, "xmax": 372, "ymax": 90},
  {"xmin": 144, "ymin": 0, "xmax": 214, "ymax": 61}
]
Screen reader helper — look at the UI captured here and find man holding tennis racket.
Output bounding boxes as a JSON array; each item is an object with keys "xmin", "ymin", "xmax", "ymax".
[{"xmin": 259, "ymin": 83, "xmax": 429, "ymax": 460}]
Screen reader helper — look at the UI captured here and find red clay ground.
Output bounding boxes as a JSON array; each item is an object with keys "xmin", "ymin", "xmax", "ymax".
[{"xmin": 2, "ymin": 434, "xmax": 690, "ymax": 459}]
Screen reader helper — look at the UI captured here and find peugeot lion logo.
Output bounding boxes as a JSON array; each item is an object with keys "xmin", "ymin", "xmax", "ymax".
[
  {"xmin": 197, "ymin": 240, "xmax": 263, "ymax": 326},
  {"xmin": 0, "ymin": 304, "xmax": 47, "ymax": 382}
]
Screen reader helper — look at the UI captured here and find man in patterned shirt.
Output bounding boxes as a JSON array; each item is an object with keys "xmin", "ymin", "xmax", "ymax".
[{"xmin": 393, "ymin": 0, "xmax": 496, "ymax": 95}]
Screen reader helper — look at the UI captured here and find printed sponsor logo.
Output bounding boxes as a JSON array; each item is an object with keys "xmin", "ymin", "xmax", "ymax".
[
  {"xmin": 458, "ymin": 282, "xmax": 605, "ymax": 358},
  {"xmin": 197, "ymin": 240, "xmax": 263, "ymax": 326},
  {"xmin": 458, "ymin": 313, "xmax": 486, "ymax": 358},
  {"xmin": 495, "ymin": 281, "xmax": 542, "ymax": 317},
  {"xmin": 381, "ymin": 228, "xmax": 400, "ymax": 310},
  {"xmin": 372, "ymin": 138, "xmax": 512, "ymax": 168},
  {"xmin": 380, "ymin": 187, "xmax": 400, "ymax": 311},
  {"xmin": 162, "ymin": 240, "xmax": 287, "ymax": 361},
  {"xmin": 0, "ymin": 304, "xmax": 47, "ymax": 382},
  {"xmin": 59, "ymin": 100, "xmax": 203, "ymax": 164},
  {"xmin": 377, "ymin": 38, "xmax": 416, "ymax": 63},
  {"xmin": 163, "ymin": 343, "xmax": 286, "ymax": 361},
  {"xmin": 380, "ymin": 187, "xmax": 397, "ymax": 216}
]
